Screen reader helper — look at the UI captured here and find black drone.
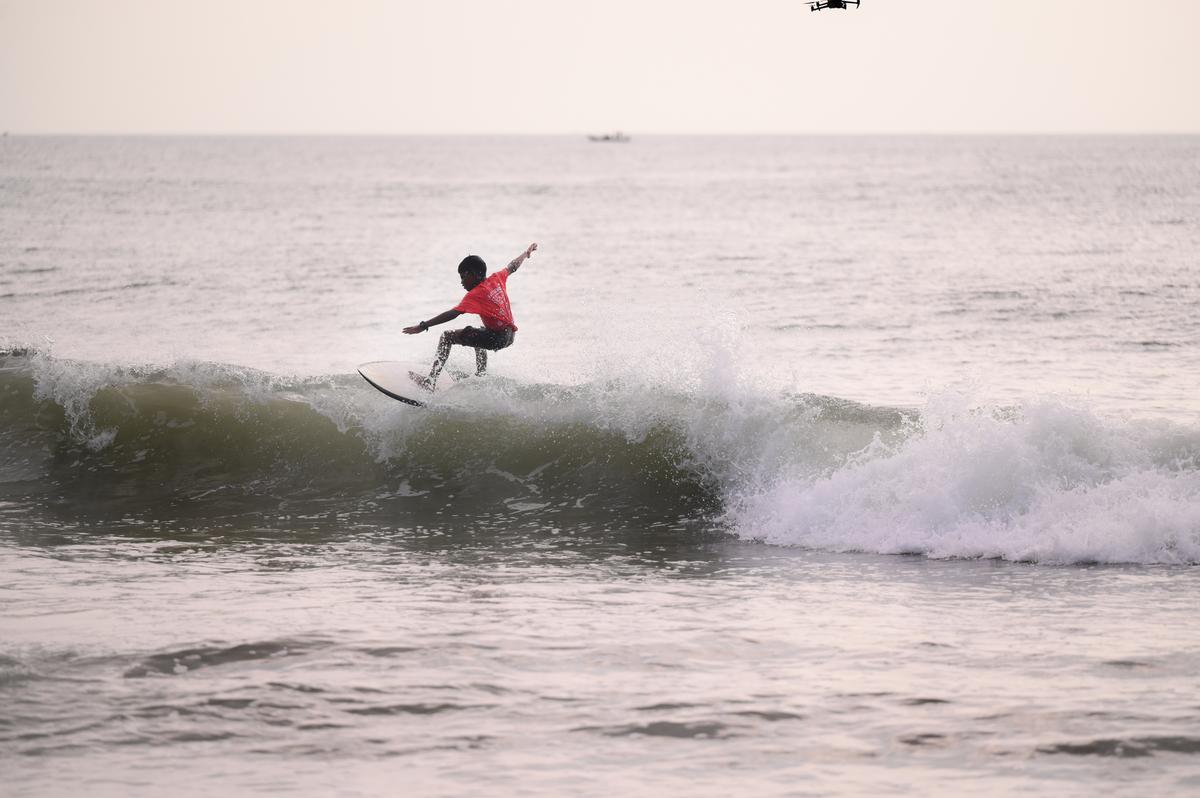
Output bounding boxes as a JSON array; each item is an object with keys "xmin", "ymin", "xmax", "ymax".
[{"xmin": 809, "ymin": 0, "xmax": 860, "ymax": 10}]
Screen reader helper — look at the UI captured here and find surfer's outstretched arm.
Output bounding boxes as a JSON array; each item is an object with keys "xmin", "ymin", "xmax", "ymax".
[
  {"xmin": 506, "ymin": 242, "xmax": 538, "ymax": 275},
  {"xmin": 403, "ymin": 309, "xmax": 461, "ymax": 335}
]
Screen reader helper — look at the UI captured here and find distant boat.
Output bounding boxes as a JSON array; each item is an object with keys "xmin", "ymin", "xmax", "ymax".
[{"xmin": 588, "ymin": 132, "xmax": 630, "ymax": 143}]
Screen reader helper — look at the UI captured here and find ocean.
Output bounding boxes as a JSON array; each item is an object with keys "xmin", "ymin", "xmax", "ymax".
[{"xmin": 2, "ymin": 135, "xmax": 1199, "ymax": 796}]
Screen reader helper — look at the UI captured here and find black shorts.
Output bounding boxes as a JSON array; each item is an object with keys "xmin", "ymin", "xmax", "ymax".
[{"xmin": 459, "ymin": 326, "xmax": 515, "ymax": 351}]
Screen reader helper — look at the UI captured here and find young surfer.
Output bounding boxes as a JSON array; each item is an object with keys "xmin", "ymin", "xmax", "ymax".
[{"xmin": 403, "ymin": 243, "xmax": 537, "ymax": 389}]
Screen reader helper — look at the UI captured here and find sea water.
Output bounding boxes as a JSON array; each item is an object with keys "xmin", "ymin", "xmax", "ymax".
[{"xmin": 1, "ymin": 136, "xmax": 1199, "ymax": 796}]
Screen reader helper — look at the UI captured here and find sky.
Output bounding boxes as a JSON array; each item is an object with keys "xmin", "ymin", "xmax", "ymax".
[{"xmin": 1, "ymin": 0, "xmax": 1198, "ymax": 134}]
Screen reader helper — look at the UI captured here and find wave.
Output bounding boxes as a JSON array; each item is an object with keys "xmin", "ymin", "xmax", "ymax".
[
  {"xmin": 1, "ymin": 351, "xmax": 1197, "ymax": 564},
  {"xmin": 729, "ymin": 394, "xmax": 1200, "ymax": 565}
]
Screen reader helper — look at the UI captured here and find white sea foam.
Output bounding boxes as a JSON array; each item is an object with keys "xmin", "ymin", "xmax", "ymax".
[
  {"xmin": 728, "ymin": 392, "xmax": 1200, "ymax": 564},
  {"xmin": 29, "ymin": 351, "xmax": 129, "ymax": 450}
]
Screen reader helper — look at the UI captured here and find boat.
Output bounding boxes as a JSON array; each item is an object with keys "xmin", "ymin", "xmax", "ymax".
[{"xmin": 587, "ymin": 132, "xmax": 630, "ymax": 143}]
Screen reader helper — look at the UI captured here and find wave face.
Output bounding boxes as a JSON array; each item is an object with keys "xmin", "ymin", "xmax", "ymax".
[{"xmin": 2, "ymin": 352, "xmax": 1198, "ymax": 564}]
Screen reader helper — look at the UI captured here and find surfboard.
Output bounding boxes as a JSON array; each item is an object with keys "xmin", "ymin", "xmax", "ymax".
[{"xmin": 357, "ymin": 361, "xmax": 459, "ymax": 407}]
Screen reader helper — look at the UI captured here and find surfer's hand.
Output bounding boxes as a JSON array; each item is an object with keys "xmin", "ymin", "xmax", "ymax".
[
  {"xmin": 508, "ymin": 244, "xmax": 537, "ymax": 274},
  {"xmin": 403, "ymin": 324, "xmax": 425, "ymax": 334}
]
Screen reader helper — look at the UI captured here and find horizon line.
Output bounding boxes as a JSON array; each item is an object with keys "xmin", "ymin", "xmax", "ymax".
[{"xmin": 4, "ymin": 130, "xmax": 1199, "ymax": 138}]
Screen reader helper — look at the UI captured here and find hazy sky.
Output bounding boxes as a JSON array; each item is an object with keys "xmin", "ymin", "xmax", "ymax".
[{"xmin": 2, "ymin": 0, "xmax": 1198, "ymax": 134}]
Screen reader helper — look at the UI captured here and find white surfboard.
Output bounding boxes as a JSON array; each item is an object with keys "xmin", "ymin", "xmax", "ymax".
[{"xmin": 357, "ymin": 361, "xmax": 460, "ymax": 407}]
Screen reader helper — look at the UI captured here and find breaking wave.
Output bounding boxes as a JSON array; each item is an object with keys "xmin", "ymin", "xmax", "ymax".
[{"xmin": 1, "ymin": 351, "xmax": 1197, "ymax": 564}]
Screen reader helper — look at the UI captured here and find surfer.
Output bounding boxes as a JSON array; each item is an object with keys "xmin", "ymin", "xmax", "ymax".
[{"xmin": 403, "ymin": 243, "xmax": 537, "ymax": 389}]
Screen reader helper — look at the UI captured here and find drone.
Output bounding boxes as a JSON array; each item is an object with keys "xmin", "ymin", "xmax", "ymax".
[{"xmin": 809, "ymin": 0, "xmax": 860, "ymax": 10}]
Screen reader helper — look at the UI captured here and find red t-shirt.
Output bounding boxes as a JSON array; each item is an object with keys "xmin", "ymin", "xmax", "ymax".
[{"xmin": 454, "ymin": 270, "xmax": 517, "ymax": 331}]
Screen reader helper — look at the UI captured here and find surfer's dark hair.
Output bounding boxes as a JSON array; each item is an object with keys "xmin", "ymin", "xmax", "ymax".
[{"xmin": 458, "ymin": 255, "xmax": 486, "ymax": 280}]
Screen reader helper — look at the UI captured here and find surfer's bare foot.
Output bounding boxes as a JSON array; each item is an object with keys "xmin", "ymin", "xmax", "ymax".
[{"xmin": 408, "ymin": 371, "xmax": 435, "ymax": 392}]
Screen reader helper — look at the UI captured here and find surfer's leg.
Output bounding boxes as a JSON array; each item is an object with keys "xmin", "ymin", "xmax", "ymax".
[
  {"xmin": 453, "ymin": 327, "xmax": 494, "ymax": 376},
  {"xmin": 443, "ymin": 327, "xmax": 511, "ymax": 380},
  {"xmin": 460, "ymin": 328, "xmax": 513, "ymax": 361},
  {"xmin": 425, "ymin": 330, "xmax": 460, "ymax": 386}
]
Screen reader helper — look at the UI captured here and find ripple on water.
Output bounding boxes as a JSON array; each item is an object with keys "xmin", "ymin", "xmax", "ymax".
[
  {"xmin": 122, "ymin": 638, "xmax": 326, "ymax": 678},
  {"xmin": 343, "ymin": 702, "xmax": 487, "ymax": 716},
  {"xmin": 1038, "ymin": 736, "xmax": 1200, "ymax": 758},
  {"xmin": 574, "ymin": 720, "xmax": 734, "ymax": 739}
]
